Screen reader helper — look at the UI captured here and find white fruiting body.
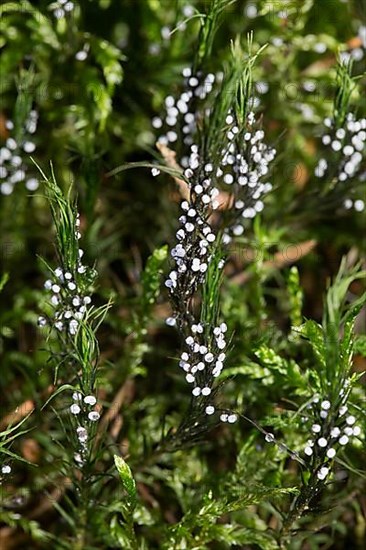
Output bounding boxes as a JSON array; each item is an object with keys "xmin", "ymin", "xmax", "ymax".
[
  {"xmin": 0, "ymin": 111, "xmax": 39, "ymax": 195},
  {"xmin": 302, "ymin": 394, "xmax": 362, "ymax": 481},
  {"xmin": 51, "ymin": 0, "xmax": 75, "ymax": 19},
  {"xmin": 38, "ymin": 214, "xmax": 93, "ymax": 335},
  {"xmin": 315, "ymin": 114, "xmax": 366, "ymax": 212},
  {"xmin": 220, "ymin": 110, "xmax": 276, "ymax": 242},
  {"xmin": 70, "ymin": 392, "xmax": 100, "ymax": 467}
]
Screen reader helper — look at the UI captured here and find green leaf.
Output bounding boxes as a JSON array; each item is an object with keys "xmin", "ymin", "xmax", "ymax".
[
  {"xmin": 114, "ymin": 455, "xmax": 137, "ymax": 510},
  {"xmin": 287, "ymin": 266, "xmax": 303, "ymax": 327},
  {"xmin": 33, "ymin": 162, "xmax": 80, "ymax": 273},
  {"xmin": 334, "ymin": 57, "xmax": 356, "ymax": 127},
  {"xmin": 0, "ymin": 446, "xmax": 33, "ymax": 465},
  {"xmin": 0, "ymin": 412, "xmax": 34, "ymax": 466},
  {"xmin": 107, "ymin": 161, "xmax": 184, "ymax": 180},
  {"xmin": 41, "ymin": 384, "xmax": 76, "ymax": 411},
  {"xmin": 354, "ymin": 335, "xmax": 366, "ymax": 357},
  {"xmin": 91, "ymin": 37, "xmax": 124, "ymax": 90},
  {"xmin": 141, "ymin": 245, "xmax": 168, "ymax": 313},
  {"xmin": 254, "ymin": 345, "xmax": 305, "ymax": 389},
  {"xmin": 0, "ymin": 273, "xmax": 9, "ymax": 293},
  {"xmin": 295, "ymin": 320, "xmax": 326, "ymax": 370},
  {"xmin": 200, "ymin": 245, "xmax": 225, "ymax": 330},
  {"xmin": 110, "ymin": 516, "xmax": 133, "ymax": 548},
  {"xmin": 194, "ymin": 0, "xmax": 238, "ymax": 70}
]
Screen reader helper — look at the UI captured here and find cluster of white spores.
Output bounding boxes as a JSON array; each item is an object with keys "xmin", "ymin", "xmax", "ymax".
[
  {"xmin": 0, "ymin": 112, "xmax": 39, "ymax": 195},
  {"xmin": 38, "ymin": 215, "xmax": 92, "ymax": 335},
  {"xmin": 315, "ymin": 114, "xmax": 365, "ymax": 212},
  {"xmin": 70, "ymin": 392, "xmax": 100, "ymax": 466},
  {"xmin": 164, "ymin": 145, "xmax": 221, "ymax": 297},
  {"xmin": 303, "ymin": 396, "xmax": 362, "ymax": 481},
  {"xmin": 220, "ymin": 110, "xmax": 276, "ymax": 241},
  {"xmin": 153, "ymin": 67, "xmax": 217, "ymax": 152},
  {"xmin": 51, "ymin": 0, "xmax": 74, "ymax": 19},
  {"xmin": 177, "ymin": 321, "xmax": 236, "ymax": 422}
]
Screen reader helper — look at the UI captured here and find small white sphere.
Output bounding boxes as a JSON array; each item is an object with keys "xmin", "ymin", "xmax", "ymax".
[
  {"xmin": 84, "ymin": 395, "xmax": 97, "ymax": 406},
  {"xmin": 326, "ymin": 448, "xmax": 336, "ymax": 459},
  {"xmin": 70, "ymin": 404, "xmax": 81, "ymax": 415}
]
